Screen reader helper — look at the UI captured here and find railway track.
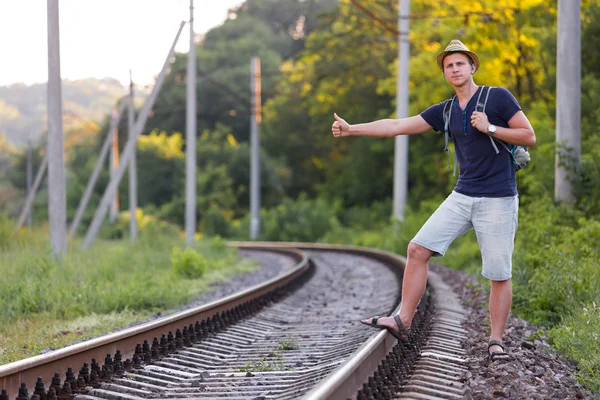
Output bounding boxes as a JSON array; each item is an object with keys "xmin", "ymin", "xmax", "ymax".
[{"xmin": 0, "ymin": 243, "xmax": 468, "ymax": 400}]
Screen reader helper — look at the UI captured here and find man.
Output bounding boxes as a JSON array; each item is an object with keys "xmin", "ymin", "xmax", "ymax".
[{"xmin": 331, "ymin": 40, "xmax": 535, "ymax": 361}]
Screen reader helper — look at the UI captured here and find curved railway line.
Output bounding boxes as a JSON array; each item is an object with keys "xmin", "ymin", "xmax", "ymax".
[{"xmin": 1, "ymin": 243, "xmax": 468, "ymax": 400}]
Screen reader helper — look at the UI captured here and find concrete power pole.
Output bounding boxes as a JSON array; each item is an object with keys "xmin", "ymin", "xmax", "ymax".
[
  {"xmin": 250, "ymin": 57, "xmax": 261, "ymax": 240},
  {"xmin": 110, "ymin": 109, "xmax": 120, "ymax": 223},
  {"xmin": 185, "ymin": 0, "xmax": 197, "ymax": 246},
  {"xmin": 555, "ymin": 0, "xmax": 581, "ymax": 204},
  {"xmin": 26, "ymin": 145, "xmax": 33, "ymax": 226},
  {"xmin": 393, "ymin": 0, "xmax": 410, "ymax": 220},
  {"xmin": 47, "ymin": 0, "xmax": 67, "ymax": 256},
  {"xmin": 83, "ymin": 21, "xmax": 186, "ymax": 250},
  {"xmin": 128, "ymin": 70, "xmax": 138, "ymax": 240}
]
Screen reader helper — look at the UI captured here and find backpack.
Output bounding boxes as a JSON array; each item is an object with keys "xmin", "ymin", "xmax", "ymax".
[{"xmin": 442, "ymin": 86, "xmax": 530, "ymax": 175}]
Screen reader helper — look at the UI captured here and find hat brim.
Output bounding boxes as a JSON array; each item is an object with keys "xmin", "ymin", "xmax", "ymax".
[{"xmin": 436, "ymin": 50, "xmax": 480, "ymax": 73}]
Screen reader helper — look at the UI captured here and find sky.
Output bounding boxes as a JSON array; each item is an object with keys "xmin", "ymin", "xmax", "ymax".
[{"xmin": 0, "ymin": 0, "xmax": 244, "ymax": 88}]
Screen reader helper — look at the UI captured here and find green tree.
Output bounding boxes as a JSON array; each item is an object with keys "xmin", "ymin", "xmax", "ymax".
[{"xmin": 146, "ymin": 0, "xmax": 337, "ymax": 145}]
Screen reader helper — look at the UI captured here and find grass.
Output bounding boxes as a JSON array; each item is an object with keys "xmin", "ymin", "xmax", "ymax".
[
  {"xmin": 0, "ymin": 311, "xmax": 152, "ymax": 363},
  {"xmin": 0, "ymin": 218, "xmax": 258, "ymax": 365},
  {"xmin": 550, "ymin": 302, "xmax": 600, "ymax": 392}
]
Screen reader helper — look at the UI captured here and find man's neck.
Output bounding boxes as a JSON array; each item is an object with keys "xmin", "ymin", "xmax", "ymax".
[{"xmin": 454, "ymin": 79, "xmax": 478, "ymax": 105}]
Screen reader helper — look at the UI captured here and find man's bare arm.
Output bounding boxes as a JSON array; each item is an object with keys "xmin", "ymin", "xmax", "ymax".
[
  {"xmin": 332, "ymin": 113, "xmax": 432, "ymax": 138},
  {"xmin": 471, "ymin": 110, "xmax": 536, "ymax": 147}
]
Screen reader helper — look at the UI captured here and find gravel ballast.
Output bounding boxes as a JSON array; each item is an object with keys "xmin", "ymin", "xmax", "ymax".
[{"xmin": 430, "ymin": 263, "xmax": 596, "ymax": 400}]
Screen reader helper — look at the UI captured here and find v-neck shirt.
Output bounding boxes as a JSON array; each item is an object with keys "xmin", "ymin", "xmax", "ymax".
[{"xmin": 420, "ymin": 86, "xmax": 522, "ymax": 197}]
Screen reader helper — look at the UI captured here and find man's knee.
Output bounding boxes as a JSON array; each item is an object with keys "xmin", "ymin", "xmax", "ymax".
[{"xmin": 407, "ymin": 242, "xmax": 434, "ymax": 263}]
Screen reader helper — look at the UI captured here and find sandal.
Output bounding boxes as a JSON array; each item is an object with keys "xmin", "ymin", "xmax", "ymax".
[
  {"xmin": 488, "ymin": 340, "xmax": 510, "ymax": 361},
  {"xmin": 360, "ymin": 314, "xmax": 410, "ymax": 340}
]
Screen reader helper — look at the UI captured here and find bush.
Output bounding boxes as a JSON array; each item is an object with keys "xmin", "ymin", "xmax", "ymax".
[
  {"xmin": 200, "ymin": 204, "xmax": 235, "ymax": 237},
  {"xmin": 337, "ymin": 199, "xmax": 393, "ymax": 230},
  {"xmin": 236, "ymin": 195, "xmax": 341, "ymax": 242},
  {"xmin": 511, "ymin": 196, "xmax": 600, "ymax": 326},
  {"xmin": 100, "ymin": 208, "xmax": 180, "ymax": 241},
  {"xmin": 171, "ymin": 247, "xmax": 209, "ymax": 279}
]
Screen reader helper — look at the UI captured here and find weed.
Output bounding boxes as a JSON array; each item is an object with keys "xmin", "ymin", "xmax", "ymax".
[
  {"xmin": 236, "ymin": 348, "xmax": 295, "ymax": 373},
  {"xmin": 278, "ymin": 340, "xmax": 300, "ymax": 351}
]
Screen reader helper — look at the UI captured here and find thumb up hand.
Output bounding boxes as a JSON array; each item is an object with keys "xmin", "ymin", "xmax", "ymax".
[{"xmin": 331, "ymin": 113, "xmax": 350, "ymax": 138}]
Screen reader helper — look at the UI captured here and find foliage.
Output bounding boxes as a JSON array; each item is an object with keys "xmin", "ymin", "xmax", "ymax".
[
  {"xmin": 152, "ymin": 124, "xmax": 288, "ymax": 230},
  {"xmin": 512, "ymin": 200, "xmax": 600, "ymax": 326},
  {"xmin": 146, "ymin": 0, "xmax": 337, "ymax": 145},
  {"xmin": 258, "ymin": 0, "xmax": 561, "ymax": 207},
  {"xmin": 239, "ymin": 194, "xmax": 342, "ymax": 242},
  {"xmin": 100, "ymin": 207, "xmax": 180, "ymax": 240},
  {"xmin": 262, "ymin": 0, "xmax": 400, "ymax": 204},
  {"xmin": 135, "ymin": 130, "xmax": 186, "ymax": 208},
  {"xmin": 171, "ymin": 247, "xmax": 209, "ymax": 279}
]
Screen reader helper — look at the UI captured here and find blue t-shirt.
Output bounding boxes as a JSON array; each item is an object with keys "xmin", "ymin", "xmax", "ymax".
[{"xmin": 420, "ymin": 86, "xmax": 521, "ymax": 197}]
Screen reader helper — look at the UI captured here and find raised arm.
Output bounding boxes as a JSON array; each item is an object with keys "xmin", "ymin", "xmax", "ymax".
[{"xmin": 331, "ymin": 113, "xmax": 432, "ymax": 138}]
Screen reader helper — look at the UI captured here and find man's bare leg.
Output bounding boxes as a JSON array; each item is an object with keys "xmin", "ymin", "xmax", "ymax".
[
  {"xmin": 361, "ymin": 243, "xmax": 433, "ymax": 332},
  {"xmin": 489, "ymin": 279, "xmax": 512, "ymax": 355}
]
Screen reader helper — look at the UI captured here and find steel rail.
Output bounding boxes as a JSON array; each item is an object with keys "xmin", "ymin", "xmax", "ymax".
[
  {"xmin": 232, "ymin": 242, "xmax": 467, "ymax": 400},
  {"xmin": 230, "ymin": 242, "xmax": 410, "ymax": 399},
  {"xmin": 0, "ymin": 247, "xmax": 309, "ymax": 398}
]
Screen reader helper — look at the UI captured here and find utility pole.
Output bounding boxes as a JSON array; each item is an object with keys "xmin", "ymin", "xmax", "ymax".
[
  {"xmin": 555, "ymin": 0, "xmax": 581, "ymax": 204},
  {"xmin": 69, "ymin": 100, "xmax": 126, "ymax": 238},
  {"xmin": 393, "ymin": 0, "xmax": 410, "ymax": 220},
  {"xmin": 26, "ymin": 145, "xmax": 33, "ymax": 226},
  {"xmin": 128, "ymin": 70, "xmax": 138, "ymax": 240},
  {"xmin": 110, "ymin": 107, "xmax": 120, "ymax": 223},
  {"xmin": 47, "ymin": 0, "xmax": 67, "ymax": 255},
  {"xmin": 185, "ymin": 0, "xmax": 197, "ymax": 246},
  {"xmin": 83, "ymin": 21, "xmax": 186, "ymax": 250},
  {"xmin": 250, "ymin": 57, "xmax": 261, "ymax": 240}
]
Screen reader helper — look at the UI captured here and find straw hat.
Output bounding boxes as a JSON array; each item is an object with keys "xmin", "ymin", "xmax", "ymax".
[{"xmin": 436, "ymin": 39, "xmax": 480, "ymax": 72}]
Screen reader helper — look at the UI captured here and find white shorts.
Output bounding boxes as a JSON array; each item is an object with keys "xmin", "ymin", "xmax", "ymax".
[{"xmin": 411, "ymin": 191, "xmax": 519, "ymax": 280}]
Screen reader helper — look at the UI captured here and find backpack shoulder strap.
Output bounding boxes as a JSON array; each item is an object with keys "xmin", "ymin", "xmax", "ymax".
[
  {"xmin": 476, "ymin": 86, "xmax": 491, "ymax": 113},
  {"xmin": 442, "ymin": 98, "xmax": 453, "ymax": 152},
  {"xmin": 442, "ymin": 98, "xmax": 458, "ymax": 175},
  {"xmin": 477, "ymin": 86, "xmax": 500, "ymax": 154}
]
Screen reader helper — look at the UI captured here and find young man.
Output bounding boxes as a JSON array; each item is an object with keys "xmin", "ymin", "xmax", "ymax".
[{"xmin": 331, "ymin": 40, "xmax": 535, "ymax": 361}]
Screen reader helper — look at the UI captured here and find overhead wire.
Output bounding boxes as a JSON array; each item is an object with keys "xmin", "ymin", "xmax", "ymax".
[{"xmin": 345, "ymin": 1, "xmax": 549, "ymax": 34}]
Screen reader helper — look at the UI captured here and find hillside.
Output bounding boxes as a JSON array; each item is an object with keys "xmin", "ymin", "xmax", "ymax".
[{"xmin": 0, "ymin": 78, "xmax": 129, "ymax": 148}]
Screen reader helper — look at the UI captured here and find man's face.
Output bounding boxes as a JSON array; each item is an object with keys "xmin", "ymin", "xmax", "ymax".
[{"xmin": 442, "ymin": 53, "xmax": 474, "ymax": 86}]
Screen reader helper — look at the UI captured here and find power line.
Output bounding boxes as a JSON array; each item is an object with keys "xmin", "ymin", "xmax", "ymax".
[
  {"xmin": 63, "ymin": 111, "xmax": 101, "ymax": 132},
  {"xmin": 348, "ymin": 0, "xmax": 399, "ymax": 35},
  {"xmin": 346, "ymin": 1, "xmax": 549, "ymax": 33},
  {"xmin": 197, "ymin": 68, "xmax": 251, "ymax": 109}
]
